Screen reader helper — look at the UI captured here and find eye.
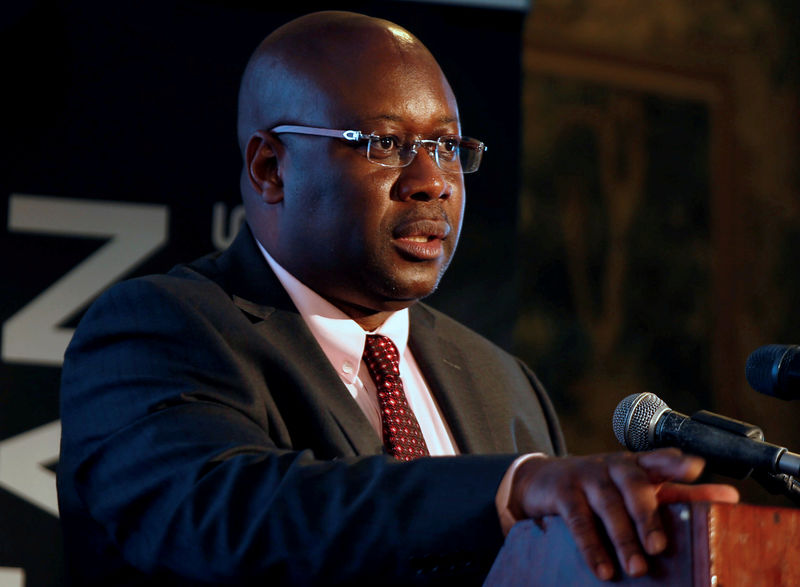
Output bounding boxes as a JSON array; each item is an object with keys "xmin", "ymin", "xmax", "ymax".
[
  {"xmin": 377, "ymin": 135, "xmax": 399, "ymax": 150},
  {"xmin": 437, "ymin": 136, "xmax": 460, "ymax": 162},
  {"xmin": 368, "ymin": 135, "xmax": 401, "ymax": 160},
  {"xmin": 440, "ymin": 137, "xmax": 459, "ymax": 153}
]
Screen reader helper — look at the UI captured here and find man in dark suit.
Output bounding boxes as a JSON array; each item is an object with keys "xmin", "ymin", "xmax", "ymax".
[{"xmin": 57, "ymin": 11, "xmax": 737, "ymax": 586}]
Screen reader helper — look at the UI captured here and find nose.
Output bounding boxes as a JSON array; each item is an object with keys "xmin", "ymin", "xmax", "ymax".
[{"xmin": 393, "ymin": 146, "xmax": 451, "ymax": 202}]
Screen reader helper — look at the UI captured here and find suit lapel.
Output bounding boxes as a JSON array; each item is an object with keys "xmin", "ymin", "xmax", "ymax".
[
  {"xmin": 250, "ymin": 305, "xmax": 383, "ymax": 457},
  {"xmin": 192, "ymin": 225, "xmax": 382, "ymax": 457},
  {"xmin": 408, "ymin": 305, "xmax": 506, "ymax": 455}
]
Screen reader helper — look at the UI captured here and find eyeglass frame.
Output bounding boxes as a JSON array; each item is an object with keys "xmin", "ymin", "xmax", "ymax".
[{"xmin": 269, "ymin": 124, "xmax": 487, "ymax": 174}]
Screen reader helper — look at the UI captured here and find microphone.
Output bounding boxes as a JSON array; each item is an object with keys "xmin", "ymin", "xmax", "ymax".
[
  {"xmin": 613, "ymin": 392, "xmax": 800, "ymax": 478},
  {"xmin": 745, "ymin": 344, "xmax": 800, "ymax": 400}
]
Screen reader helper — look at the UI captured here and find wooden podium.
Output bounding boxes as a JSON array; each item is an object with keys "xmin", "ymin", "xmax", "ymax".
[{"xmin": 484, "ymin": 502, "xmax": 800, "ymax": 586}]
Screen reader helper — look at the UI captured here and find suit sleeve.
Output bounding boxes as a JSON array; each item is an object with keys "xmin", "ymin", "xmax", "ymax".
[{"xmin": 58, "ymin": 277, "xmax": 522, "ymax": 585}]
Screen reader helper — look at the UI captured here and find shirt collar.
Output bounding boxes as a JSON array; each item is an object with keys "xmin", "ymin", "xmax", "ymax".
[{"xmin": 255, "ymin": 240, "xmax": 409, "ymax": 385}]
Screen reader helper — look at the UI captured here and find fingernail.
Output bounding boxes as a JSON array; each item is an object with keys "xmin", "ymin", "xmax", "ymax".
[
  {"xmin": 627, "ymin": 554, "xmax": 647, "ymax": 576},
  {"xmin": 646, "ymin": 530, "xmax": 667, "ymax": 554},
  {"xmin": 595, "ymin": 562, "xmax": 614, "ymax": 581}
]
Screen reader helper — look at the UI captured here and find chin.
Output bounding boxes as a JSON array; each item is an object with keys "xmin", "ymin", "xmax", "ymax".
[
  {"xmin": 360, "ymin": 259, "xmax": 449, "ymax": 307},
  {"xmin": 377, "ymin": 278, "xmax": 441, "ymax": 306}
]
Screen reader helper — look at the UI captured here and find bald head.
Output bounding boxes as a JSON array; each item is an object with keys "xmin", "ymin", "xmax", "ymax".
[{"xmin": 236, "ymin": 11, "xmax": 452, "ymax": 154}]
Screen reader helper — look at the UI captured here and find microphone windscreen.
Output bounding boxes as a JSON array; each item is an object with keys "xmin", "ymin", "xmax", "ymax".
[
  {"xmin": 745, "ymin": 344, "xmax": 799, "ymax": 398},
  {"xmin": 613, "ymin": 392, "xmax": 668, "ymax": 451}
]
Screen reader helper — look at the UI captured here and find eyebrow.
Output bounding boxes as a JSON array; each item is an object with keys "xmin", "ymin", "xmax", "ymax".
[{"xmin": 360, "ymin": 114, "xmax": 460, "ymax": 126}]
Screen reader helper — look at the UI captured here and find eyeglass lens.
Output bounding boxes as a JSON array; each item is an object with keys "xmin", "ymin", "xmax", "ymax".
[{"xmin": 366, "ymin": 136, "xmax": 484, "ymax": 173}]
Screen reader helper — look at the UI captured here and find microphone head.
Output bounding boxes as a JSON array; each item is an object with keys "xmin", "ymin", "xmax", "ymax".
[
  {"xmin": 746, "ymin": 344, "xmax": 800, "ymax": 400},
  {"xmin": 613, "ymin": 392, "xmax": 669, "ymax": 451}
]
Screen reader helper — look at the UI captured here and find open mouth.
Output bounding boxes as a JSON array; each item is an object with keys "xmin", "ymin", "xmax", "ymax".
[{"xmin": 392, "ymin": 219, "xmax": 450, "ymax": 260}]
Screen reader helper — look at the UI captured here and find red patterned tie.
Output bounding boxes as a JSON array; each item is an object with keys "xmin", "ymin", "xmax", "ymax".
[{"xmin": 362, "ymin": 334, "xmax": 429, "ymax": 461}]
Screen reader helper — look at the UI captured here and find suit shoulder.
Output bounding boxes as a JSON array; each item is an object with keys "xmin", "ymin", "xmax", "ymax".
[
  {"xmin": 73, "ymin": 259, "xmax": 236, "ymax": 344},
  {"xmin": 97, "ymin": 249, "xmax": 227, "ymax": 304}
]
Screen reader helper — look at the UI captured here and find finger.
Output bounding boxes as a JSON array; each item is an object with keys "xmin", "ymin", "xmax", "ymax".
[
  {"xmin": 583, "ymin": 470, "xmax": 650, "ymax": 578},
  {"xmin": 636, "ymin": 448, "xmax": 705, "ymax": 484},
  {"xmin": 555, "ymin": 489, "xmax": 618, "ymax": 581},
  {"xmin": 606, "ymin": 457, "xmax": 668, "ymax": 561},
  {"xmin": 657, "ymin": 482, "xmax": 740, "ymax": 504}
]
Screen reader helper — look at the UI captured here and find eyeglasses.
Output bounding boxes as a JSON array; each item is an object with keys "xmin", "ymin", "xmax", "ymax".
[{"xmin": 270, "ymin": 124, "xmax": 487, "ymax": 174}]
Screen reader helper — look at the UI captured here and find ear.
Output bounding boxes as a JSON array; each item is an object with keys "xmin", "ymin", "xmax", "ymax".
[{"xmin": 245, "ymin": 130, "xmax": 283, "ymax": 204}]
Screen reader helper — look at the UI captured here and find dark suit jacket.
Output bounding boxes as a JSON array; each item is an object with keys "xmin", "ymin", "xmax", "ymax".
[{"xmin": 57, "ymin": 225, "xmax": 565, "ymax": 586}]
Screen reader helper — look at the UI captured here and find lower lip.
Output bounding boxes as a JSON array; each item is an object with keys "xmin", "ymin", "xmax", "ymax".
[{"xmin": 394, "ymin": 238, "xmax": 444, "ymax": 260}]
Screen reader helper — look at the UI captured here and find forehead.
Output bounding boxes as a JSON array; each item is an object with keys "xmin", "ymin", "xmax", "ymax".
[
  {"xmin": 344, "ymin": 64, "xmax": 460, "ymax": 131},
  {"xmin": 286, "ymin": 28, "xmax": 460, "ymax": 131}
]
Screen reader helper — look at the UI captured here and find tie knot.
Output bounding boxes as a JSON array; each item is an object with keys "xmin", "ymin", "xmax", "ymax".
[{"xmin": 363, "ymin": 334, "xmax": 400, "ymax": 380}]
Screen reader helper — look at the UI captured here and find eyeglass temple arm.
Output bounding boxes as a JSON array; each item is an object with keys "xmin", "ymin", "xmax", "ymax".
[{"xmin": 270, "ymin": 125, "xmax": 365, "ymax": 142}]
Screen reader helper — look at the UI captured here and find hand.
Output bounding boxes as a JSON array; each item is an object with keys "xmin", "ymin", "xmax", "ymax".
[{"xmin": 508, "ymin": 448, "xmax": 739, "ymax": 581}]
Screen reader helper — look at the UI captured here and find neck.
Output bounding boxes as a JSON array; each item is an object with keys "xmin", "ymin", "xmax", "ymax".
[
  {"xmin": 325, "ymin": 297, "xmax": 412, "ymax": 332},
  {"xmin": 339, "ymin": 306, "xmax": 394, "ymax": 332}
]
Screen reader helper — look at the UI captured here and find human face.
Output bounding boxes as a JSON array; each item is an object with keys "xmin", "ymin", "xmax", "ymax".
[{"xmin": 270, "ymin": 51, "xmax": 465, "ymax": 320}]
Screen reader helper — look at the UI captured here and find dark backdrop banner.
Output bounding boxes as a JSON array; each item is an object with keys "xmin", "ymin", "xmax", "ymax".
[{"xmin": 0, "ymin": 1, "xmax": 525, "ymax": 584}]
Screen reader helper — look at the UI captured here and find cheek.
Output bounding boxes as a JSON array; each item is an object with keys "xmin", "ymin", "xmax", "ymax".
[
  {"xmin": 449, "ymin": 189, "xmax": 466, "ymax": 228},
  {"xmin": 310, "ymin": 172, "xmax": 395, "ymax": 259},
  {"xmin": 334, "ymin": 169, "xmax": 396, "ymax": 231}
]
